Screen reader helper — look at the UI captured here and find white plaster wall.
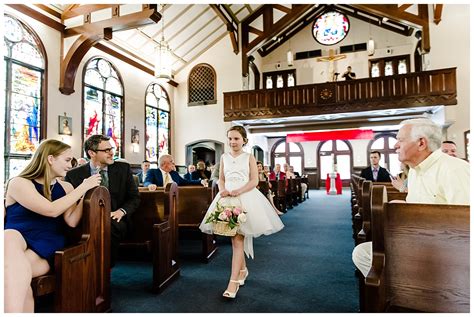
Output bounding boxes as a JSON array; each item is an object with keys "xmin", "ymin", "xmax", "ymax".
[
  {"xmin": 425, "ymin": 4, "xmax": 470, "ymax": 158},
  {"xmin": 172, "ymin": 36, "xmax": 241, "ymax": 165}
]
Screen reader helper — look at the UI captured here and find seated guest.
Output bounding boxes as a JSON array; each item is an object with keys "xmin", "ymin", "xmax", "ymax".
[
  {"xmin": 282, "ymin": 163, "xmax": 294, "ymax": 178},
  {"xmin": 353, "ymin": 118, "xmax": 470, "ymax": 277},
  {"xmin": 391, "ymin": 162, "xmax": 409, "ymax": 193},
  {"xmin": 135, "ymin": 160, "xmax": 151, "ymax": 186},
  {"xmin": 65, "ymin": 135, "xmax": 140, "ymax": 268},
  {"xmin": 360, "ymin": 151, "xmax": 392, "ymax": 182},
  {"xmin": 183, "ymin": 164, "xmax": 197, "ymax": 181},
  {"xmin": 441, "ymin": 140, "xmax": 458, "ymax": 157},
  {"xmin": 290, "ymin": 165, "xmax": 308, "ymax": 199},
  {"xmin": 4, "ymin": 139, "xmax": 101, "ymax": 313},
  {"xmin": 269, "ymin": 164, "xmax": 286, "ymax": 180},
  {"xmin": 263, "ymin": 165, "xmax": 271, "ymax": 179},
  {"xmin": 257, "ymin": 161, "xmax": 283, "ymax": 215},
  {"xmin": 77, "ymin": 157, "xmax": 88, "ymax": 166},
  {"xmin": 210, "ymin": 162, "xmax": 220, "ymax": 184},
  {"xmin": 192, "ymin": 160, "xmax": 211, "ymax": 180},
  {"xmin": 145, "ymin": 154, "xmax": 207, "ymax": 191}
]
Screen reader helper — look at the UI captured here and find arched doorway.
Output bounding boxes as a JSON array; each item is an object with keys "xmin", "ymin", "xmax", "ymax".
[
  {"xmin": 252, "ymin": 145, "xmax": 264, "ymax": 163},
  {"xmin": 367, "ymin": 133, "xmax": 399, "ymax": 175},
  {"xmin": 317, "ymin": 140, "xmax": 353, "ymax": 188},
  {"xmin": 270, "ymin": 138, "xmax": 304, "ymax": 174},
  {"xmin": 185, "ymin": 140, "xmax": 224, "ymax": 167}
]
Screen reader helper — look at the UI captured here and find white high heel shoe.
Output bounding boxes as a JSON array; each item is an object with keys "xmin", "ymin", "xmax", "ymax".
[
  {"xmin": 223, "ymin": 280, "xmax": 240, "ymax": 299},
  {"xmin": 238, "ymin": 268, "xmax": 249, "ymax": 286}
]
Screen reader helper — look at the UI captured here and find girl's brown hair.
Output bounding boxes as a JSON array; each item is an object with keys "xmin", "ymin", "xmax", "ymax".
[
  {"xmin": 17, "ymin": 139, "xmax": 71, "ymax": 201},
  {"xmin": 227, "ymin": 125, "xmax": 248, "ymax": 145}
]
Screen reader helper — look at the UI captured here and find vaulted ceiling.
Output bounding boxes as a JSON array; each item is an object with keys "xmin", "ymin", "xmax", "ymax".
[{"xmin": 32, "ymin": 4, "xmax": 441, "ymax": 79}]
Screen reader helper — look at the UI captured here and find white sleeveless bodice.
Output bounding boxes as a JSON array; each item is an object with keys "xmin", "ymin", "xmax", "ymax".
[{"xmin": 222, "ymin": 152, "xmax": 250, "ymax": 190}]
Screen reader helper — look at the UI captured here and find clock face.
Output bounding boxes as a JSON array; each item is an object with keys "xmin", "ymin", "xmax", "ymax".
[
  {"xmin": 5, "ymin": 17, "xmax": 23, "ymax": 42},
  {"xmin": 97, "ymin": 59, "xmax": 111, "ymax": 77},
  {"xmin": 312, "ymin": 11, "xmax": 350, "ymax": 46}
]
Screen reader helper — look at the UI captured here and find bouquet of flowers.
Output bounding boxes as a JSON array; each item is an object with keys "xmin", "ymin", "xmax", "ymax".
[{"xmin": 205, "ymin": 197, "xmax": 247, "ymax": 236}]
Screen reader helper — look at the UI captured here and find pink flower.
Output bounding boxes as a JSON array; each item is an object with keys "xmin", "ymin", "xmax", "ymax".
[
  {"xmin": 218, "ymin": 212, "xmax": 228, "ymax": 221},
  {"xmin": 225, "ymin": 210, "xmax": 232, "ymax": 218},
  {"xmin": 233, "ymin": 207, "xmax": 242, "ymax": 215}
]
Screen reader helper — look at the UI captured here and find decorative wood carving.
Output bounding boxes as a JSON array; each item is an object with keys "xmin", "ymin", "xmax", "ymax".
[{"xmin": 223, "ymin": 68, "xmax": 457, "ymax": 122}]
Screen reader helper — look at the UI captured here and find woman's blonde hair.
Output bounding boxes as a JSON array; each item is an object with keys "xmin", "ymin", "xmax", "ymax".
[{"xmin": 17, "ymin": 139, "xmax": 71, "ymax": 201}]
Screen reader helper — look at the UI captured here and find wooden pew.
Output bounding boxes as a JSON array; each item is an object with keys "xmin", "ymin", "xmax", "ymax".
[
  {"xmin": 270, "ymin": 179, "xmax": 287, "ymax": 213},
  {"xmin": 257, "ymin": 180, "xmax": 269, "ymax": 197},
  {"xmin": 365, "ymin": 185, "xmax": 470, "ymax": 312},
  {"xmin": 176, "ymin": 186, "xmax": 217, "ymax": 262},
  {"xmin": 119, "ymin": 183, "xmax": 180, "ymax": 293},
  {"xmin": 31, "ymin": 186, "xmax": 111, "ymax": 312}
]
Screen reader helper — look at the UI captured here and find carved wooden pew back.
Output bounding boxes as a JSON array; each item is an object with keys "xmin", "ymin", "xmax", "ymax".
[{"xmin": 366, "ymin": 185, "xmax": 470, "ymax": 312}]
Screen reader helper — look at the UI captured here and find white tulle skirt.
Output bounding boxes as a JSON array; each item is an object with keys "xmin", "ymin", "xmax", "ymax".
[{"xmin": 199, "ymin": 180, "xmax": 284, "ymax": 258}]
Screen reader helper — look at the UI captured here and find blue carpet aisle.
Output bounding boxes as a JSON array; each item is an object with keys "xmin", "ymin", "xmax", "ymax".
[{"xmin": 111, "ymin": 189, "xmax": 359, "ymax": 312}]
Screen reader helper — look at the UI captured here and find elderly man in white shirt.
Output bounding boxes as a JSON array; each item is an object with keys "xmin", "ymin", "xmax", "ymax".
[{"xmin": 353, "ymin": 118, "xmax": 470, "ymax": 277}]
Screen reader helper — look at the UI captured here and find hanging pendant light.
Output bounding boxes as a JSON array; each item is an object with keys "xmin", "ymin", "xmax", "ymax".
[
  {"xmin": 287, "ymin": 38, "xmax": 294, "ymax": 66},
  {"xmin": 155, "ymin": 5, "xmax": 172, "ymax": 80}
]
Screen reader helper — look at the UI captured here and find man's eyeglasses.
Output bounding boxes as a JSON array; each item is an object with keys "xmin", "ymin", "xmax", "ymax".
[{"xmin": 94, "ymin": 147, "xmax": 115, "ymax": 153}]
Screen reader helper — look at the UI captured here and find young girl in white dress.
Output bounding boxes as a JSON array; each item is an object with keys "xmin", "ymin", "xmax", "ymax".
[{"xmin": 199, "ymin": 126, "xmax": 284, "ymax": 299}]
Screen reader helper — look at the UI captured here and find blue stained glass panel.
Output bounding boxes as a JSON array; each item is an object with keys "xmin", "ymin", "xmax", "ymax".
[{"xmin": 312, "ymin": 11, "xmax": 350, "ymax": 46}]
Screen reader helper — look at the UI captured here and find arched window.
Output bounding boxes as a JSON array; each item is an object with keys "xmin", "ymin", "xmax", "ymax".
[
  {"xmin": 145, "ymin": 83, "xmax": 170, "ymax": 163},
  {"xmin": 188, "ymin": 63, "xmax": 217, "ymax": 106},
  {"xmin": 83, "ymin": 57, "xmax": 124, "ymax": 158},
  {"xmin": 3, "ymin": 14, "xmax": 46, "ymax": 179},
  {"xmin": 368, "ymin": 133, "xmax": 399, "ymax": 174},
  {"xmin": 270, "ymin": 138, "xmax": 304, "ymax": 175},
  {"xmin": 317, "ymin": 140, "xmax": 353, "ymax": 187}
]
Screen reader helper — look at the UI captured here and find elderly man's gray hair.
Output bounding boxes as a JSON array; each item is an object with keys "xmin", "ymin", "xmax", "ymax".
[
  {"xmin": 158, "ymin": 154, "xmax": 173, "ymax": 167},
  {"xmin": 400, "ymin": 118, "xmax": 442, "ymax": 152}
]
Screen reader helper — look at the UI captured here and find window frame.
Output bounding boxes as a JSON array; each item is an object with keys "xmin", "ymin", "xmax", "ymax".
[
  {"xmin": 3, "ymin": 13, "xmax": 47, "ymax": 180},
  {"xmin": 81, "ymin": 56, "xmax": 125, "ymax": 158},
  {"xmin": 187, "ymin": 63, "xmax": 217, "ymax": 107},
  {"xmin": 144, "ymin": 82, "xmax": 171, "ymax": 164},
  {"xmin": 270, "ymin": 138, "xmax": 305, "ymax": 174}
]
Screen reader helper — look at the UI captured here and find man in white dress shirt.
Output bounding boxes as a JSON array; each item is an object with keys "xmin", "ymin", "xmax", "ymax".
[{"xmin": 352, "ymin": 118, "xmax": 470, "ymax": 277}]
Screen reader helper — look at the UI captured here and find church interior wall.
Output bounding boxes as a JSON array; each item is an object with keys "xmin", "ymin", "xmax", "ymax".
[
  {"xmin": 425, "ymin": 4, "xmax": 469, "ymax": 158},
  {"xmin": 172, "ymin": 36, "xmax": 241, "ymax": 165}
]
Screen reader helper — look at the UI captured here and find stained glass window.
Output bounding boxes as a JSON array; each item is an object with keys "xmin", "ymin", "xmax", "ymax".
[
  {"xmin": 385, "ymin": 61, "xmax": 393, "ymax": 76},
  {"xmin": 398, "ymin": 59, "xmax": 407, "ymax": 74},
  {"xmin": 3, "ymin": 14, "xmax": 45, "ymax": 180},
  {"xmin": 266, "ymin": 76, "xmax": 273, "ymax": 89},
  {"xmin": 145, "ymin": 83, "xmax": 170, "ymax": 163},
  {"xmin": 312, "ymin": 11, "xmax": 350, "ymax": 46},
  {"xmin": 287, "ymin": 74, "xmax": 295, "ymax": 87},
  {"xmin": 371, "ymin": 64, "xmax": 380, "ymax": 77},
  {"xmin": 83, "ymin": 57, "xmax": 123, "ymax": 157}
]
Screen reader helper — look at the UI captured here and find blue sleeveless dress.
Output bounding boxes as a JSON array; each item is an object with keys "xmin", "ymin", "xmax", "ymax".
[{"xmin": 5, "ymin": 180, "xmax": 67, "ymax": 262}]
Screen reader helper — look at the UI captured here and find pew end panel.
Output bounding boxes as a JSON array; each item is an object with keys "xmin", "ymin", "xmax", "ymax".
[
  {"xmin": 31, "ymin": 186, "xmax": 111, "ymax": 313},
  {"xmin": 121, "ymin": 183, "xmax": 180, "ymax": 293},
  {"xmin": 177, "ymin": 186, "xmax": 217, "ymax": 262}
]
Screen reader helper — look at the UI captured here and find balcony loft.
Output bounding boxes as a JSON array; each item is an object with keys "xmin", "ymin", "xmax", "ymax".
[{"xmin": 223, "ymin": 68, "xmax": 457, "ymax": 125}]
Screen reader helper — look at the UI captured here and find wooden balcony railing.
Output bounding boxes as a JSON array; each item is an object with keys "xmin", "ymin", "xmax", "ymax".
[{"xmin": 223, "ymin": 67, "xmax": 457, "ymax": 121}]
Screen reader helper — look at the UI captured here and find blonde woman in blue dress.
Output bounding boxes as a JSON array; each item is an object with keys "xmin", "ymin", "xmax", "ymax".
[{"xmin": 200, "ymin": 126, "xmax": 284, "ymax": 299}]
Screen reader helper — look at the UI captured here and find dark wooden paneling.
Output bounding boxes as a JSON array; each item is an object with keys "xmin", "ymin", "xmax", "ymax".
[{"xmin": 223, "ymin": 68, "xmax": 457, "ymax": 121}]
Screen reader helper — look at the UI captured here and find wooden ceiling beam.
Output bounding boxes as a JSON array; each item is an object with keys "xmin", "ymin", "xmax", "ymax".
[
  {"xmin": 64, "ymin": 4, "xmax": 161, "ymax": 38},
  {"xmin": 60, "ymin": 4, "xmax": 161, "ymax": 95},
  {"xmin": 241, "ymin": 4, "xmax": 313, "ymax": 76},
  {"xmin": 398, "ymin": 4, "xmax": 412, "ymax": 11},
  {"xmin": 352, "ymin": 4, "xmax": 430, "ymax": 52},
  {"xmin": 62, "ymin": 4, "xmax": 119, "ymax": 20},
  {"xmin": 210, "ymin": 4, "xmax": 239, "ymax": 54},
  {"xmin": 433, "ymin": 4, "xmax": 443, "ymax": 25}
]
